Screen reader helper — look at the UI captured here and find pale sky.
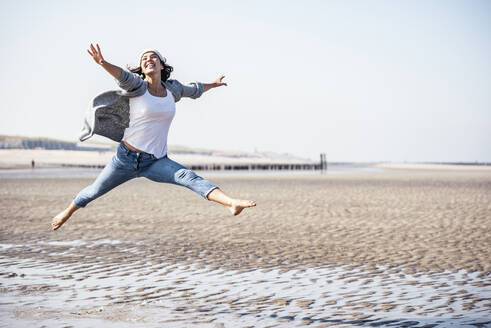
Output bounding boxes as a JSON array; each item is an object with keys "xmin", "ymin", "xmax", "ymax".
[{"xmin": 1, "ymin": 0, "xmax": 490, "ymax": 162}]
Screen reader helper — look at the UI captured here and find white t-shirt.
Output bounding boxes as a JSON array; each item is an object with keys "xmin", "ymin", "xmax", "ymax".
[{"xmin": 122, "ymin": 89, "xmax": 176, "ymax": 158}]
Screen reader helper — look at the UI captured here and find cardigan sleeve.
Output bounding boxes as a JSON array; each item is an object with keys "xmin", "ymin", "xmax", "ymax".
[
  {"xmin": 116, "ymin": 70, "xmax": 144, "ymax": 92},
  {"xmin": 173, "ymin": 80, "xmax": 205, "ymax": 99}
]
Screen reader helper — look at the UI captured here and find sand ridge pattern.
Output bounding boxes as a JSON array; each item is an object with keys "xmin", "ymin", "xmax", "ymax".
[{"xmin": 1, "ymin": 169, "xmax": 490, "ymax": 326}]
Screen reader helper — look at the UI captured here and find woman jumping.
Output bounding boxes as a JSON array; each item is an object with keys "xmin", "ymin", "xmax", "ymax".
[{"xmin": 52, "ymin": 44, "xmax": 256, "ymax": 230}]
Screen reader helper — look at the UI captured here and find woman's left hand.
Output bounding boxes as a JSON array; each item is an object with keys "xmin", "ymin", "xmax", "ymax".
[
  {"xmin": 214, "ymin": 75, "xmax": 227, "ymax": 87},
  {"xmin": 204, "ymin": 75, "xmax": 227, "ymax": 92}
]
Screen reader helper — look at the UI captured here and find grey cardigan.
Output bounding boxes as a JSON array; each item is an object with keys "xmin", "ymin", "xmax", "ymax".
[{"xmin": 79, "ymin": 70, "xmax": 204, "ymax": 142}]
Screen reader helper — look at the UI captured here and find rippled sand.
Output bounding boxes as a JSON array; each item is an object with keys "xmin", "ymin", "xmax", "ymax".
[{"xmin": 1, "ymin": 169, "xmax": 490, "ymax": 327}]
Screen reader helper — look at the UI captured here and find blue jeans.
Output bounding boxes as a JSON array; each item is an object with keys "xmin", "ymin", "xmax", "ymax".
[{"xmin": 73, "ymin": 142, "xmax": 218, "ymax": 207}]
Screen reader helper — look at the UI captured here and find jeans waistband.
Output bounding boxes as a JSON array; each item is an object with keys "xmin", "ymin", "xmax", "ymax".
[{"xmin": 119, "ymin": 142, "xmax": 157, "ymax": 160}]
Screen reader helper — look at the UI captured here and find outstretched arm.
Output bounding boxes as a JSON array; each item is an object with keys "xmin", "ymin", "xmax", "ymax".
[
  {"xmin": 87, "ymin": 43, "xmax": 122, "ymax": 79},
  {"xmin": 203, "ymin": 75, "xmax": 227, "ymax": 93}
]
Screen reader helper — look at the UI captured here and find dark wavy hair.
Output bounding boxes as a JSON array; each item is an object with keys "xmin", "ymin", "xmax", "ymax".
[{"xmin": 127, "ymin": 56, "xmax": 173, "ymax": 82}]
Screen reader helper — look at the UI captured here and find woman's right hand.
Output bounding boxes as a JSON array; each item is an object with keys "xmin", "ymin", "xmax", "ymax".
[
  {"xmin": 87, "ymin": 43, "xmax": 105, "ymax": 65},
  {"xmin": 87, "ymin": 43, "xmax": 122, "ymax": 80}
]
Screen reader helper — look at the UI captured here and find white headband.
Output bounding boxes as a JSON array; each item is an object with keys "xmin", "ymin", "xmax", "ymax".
[{"xmin": 138, "ymin": 49, "xmax": 165, "ymax": 65}]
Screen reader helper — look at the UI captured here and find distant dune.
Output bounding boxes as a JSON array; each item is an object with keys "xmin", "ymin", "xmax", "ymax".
[
  {"xmin": 0, "ymin": 149, "xmax": 319, "ymax": 169},
  {"xmin": 0, "ymin": 135, "xmax": 314, "ymax": 169}
]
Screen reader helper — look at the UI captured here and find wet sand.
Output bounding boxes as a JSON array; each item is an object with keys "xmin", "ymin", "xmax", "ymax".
[{"xmin": 1, "ymin": 169, "xmax": 490, "ymax": 327}]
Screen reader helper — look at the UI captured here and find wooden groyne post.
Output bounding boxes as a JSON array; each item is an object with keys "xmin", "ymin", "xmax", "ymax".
[{"xmin": 320, "ymin": 153, "xmax": 327, "ymax": 172}]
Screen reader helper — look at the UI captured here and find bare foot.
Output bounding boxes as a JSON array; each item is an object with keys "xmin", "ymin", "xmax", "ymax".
[
  {"xmin": 229, "ymin": 199, "xmax": 256, "ymax": 216},
  {"xmin": 51, "ymin": 210, "xmax": 71, "ymax": 230}
]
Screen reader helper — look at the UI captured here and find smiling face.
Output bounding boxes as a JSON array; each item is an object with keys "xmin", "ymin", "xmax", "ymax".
[{"xmin": 140, "ymin": 52, "xmax": 164, "ymax": 76}]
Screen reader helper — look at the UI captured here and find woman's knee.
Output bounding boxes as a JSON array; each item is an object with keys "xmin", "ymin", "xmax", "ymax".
[
  {"xmin": 174, "ymin": 168, "xmax": 201, "ymax": 185},
  {"xmin": 73, "ymin": 184, "xmax": 101, "ymax": 207},
  {"xmin": 73, "ymin": 175, "xmax": 120, "ymax": 207}
]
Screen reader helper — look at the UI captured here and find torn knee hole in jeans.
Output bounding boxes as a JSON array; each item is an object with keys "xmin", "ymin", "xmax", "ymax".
[
  {"xmin": 175, "ymin": 169, "xmax": 200, "ymax": 181},
  {"xmin": 176, "ymin": 169, "xmax": 189, "ymax": 179}
]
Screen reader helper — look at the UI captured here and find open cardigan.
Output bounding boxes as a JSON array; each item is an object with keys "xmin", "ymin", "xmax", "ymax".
[{"xmin": 79, "ymin": 70, "xmax": 204, "ymax": 142}]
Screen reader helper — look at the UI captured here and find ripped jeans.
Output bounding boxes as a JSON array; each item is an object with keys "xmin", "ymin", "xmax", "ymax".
[{"xmin": 73, "ymin": 142, "xmax": 218, "ymax": 207}]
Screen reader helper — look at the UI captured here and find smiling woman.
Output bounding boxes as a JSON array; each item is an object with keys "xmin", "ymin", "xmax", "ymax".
[
  {"xmin": 51, "ymin": 44, "xmax": 256, "ymax": 231},
  {"xmin": 128, "ymin": 49, "xmax": 174, "ymax": 89}
]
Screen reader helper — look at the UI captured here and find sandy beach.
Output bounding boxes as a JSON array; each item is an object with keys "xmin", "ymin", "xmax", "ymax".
[{"xmin": 1, "ymin": 168, "xmax": 490, "ymax": 327}]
